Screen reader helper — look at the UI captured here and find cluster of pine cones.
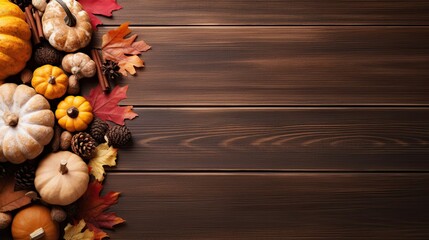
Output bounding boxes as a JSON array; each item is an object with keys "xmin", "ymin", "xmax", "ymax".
[
  {"xmin": 0, "ymin": 118, "xmax": 132, "ymax": 190},
  {"xmin": 69, "ymin": 118, "xmax": 132, "ymax": 161}
]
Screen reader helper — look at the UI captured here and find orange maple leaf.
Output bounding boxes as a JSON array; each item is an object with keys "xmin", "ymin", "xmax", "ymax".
[
  {"xmin": 75, "ymin": 181, "xmax": 125, "ymax": 240},
  {"xmin": 102, "ymin": 22, "xmax": 151, "ymax": 76}
]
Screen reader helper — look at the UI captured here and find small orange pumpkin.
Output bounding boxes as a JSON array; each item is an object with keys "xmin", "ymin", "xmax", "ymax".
[
  {"xmin": 55, "ymin": 95, "xmax": 93, "ymax": 132},
  {"xmin": 12, "ymin": 205, "xmax": 59, "ymax": 240},
  {"xmin": 32, "ymin": 64, "xmax": 68, "ymax": 99}
]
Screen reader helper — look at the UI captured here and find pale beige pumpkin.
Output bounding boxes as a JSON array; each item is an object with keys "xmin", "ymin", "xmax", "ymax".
[
  {"xmin": 0, "ymin": 0, "xmax": 32, "ymax": 83},
  {"xmin": 35, "ymin": 151, "xmax": 89, "ymax": 205},
  {"xmin": 62, "ymin": 52, "xmax": 96, "ymax": 79},
  {"xmin": 12, "ymin": 205, "xmax": 59, "ymax": 240},
  {"xmin": 42, "ymin": 0, "xmax": 92, "ymax": 52},
  {"xmin": 0, "ymin": 84, "xmax": 54, "ymax": 164}
]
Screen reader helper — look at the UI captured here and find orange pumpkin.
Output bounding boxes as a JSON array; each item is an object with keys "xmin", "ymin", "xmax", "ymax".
[
  {"xmin": 32, "ymin": 65, "xmax": 69, "ymax": 99},
  {"xmin": 12, "ymin": 205, "xmax": 59, "ymax": 240},
  {"xmin": 55, "ymin": 95, "xmax": 93, "ymax": 132},
  {"xmin": 0, "ymin": 0, "xmax": 32, "ymax": 83}
]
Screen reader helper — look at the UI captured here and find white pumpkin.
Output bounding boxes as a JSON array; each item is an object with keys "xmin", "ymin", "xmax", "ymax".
[
  {"xmin": 62, "ymin": 52, "xmax": 96, "ymax": 80},
  {"xmin": 0, "ymin": 83, "xmax": 54, "ymax": 164},
  {"xmin": 42, "ymin": 0, "xmax": 92, "ymax": 52},
  {"xmin": 35, "ymin": 151, "xmax": 89, "ymax": 205}
]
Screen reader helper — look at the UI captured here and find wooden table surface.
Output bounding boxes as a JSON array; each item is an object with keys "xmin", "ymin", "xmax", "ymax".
[{"xmin": 98, "ymin": 1, "xmax": 429, "ymax": 239}]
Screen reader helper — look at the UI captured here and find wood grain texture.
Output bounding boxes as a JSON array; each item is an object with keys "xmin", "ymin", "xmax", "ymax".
[
  {"xmin": 93, "ymin": 27, "xmax": 429, "ymax": 106},
  {"xmin": 104, "ymin": 173, "xmax": 429, "ymax": 239},
  {"xmin": 101, "ymin": 0, "xmax": 429, "ymax": 25},
  {"xmin": 113, "ymin": 108, "xmax": 429, "ymax": 171}
]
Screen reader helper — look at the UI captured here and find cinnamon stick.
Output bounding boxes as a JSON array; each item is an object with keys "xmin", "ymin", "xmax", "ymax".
[
  {"xmin": 33, "ymin": 9, "xmax": 44, "ymax": 39},
  {"xmin": 24, "ymin": 5, "xmax": 40, "ymax": 45},
  {"xmin": 91, "ymin": 49, "xmax": 110, "ymax": 92}
]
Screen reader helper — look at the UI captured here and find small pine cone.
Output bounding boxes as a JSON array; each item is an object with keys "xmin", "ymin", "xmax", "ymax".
[
  {"xmin": 88, "ymin": 118, "xmax": 109, "ymax": 143},
  {"xmin": 71, "ymin": 132, "xmax": 97, "ymax": 160},
  {"xmin": 14, "ymin": 162, "xmax": 36, "ymax": 191},
  {"xmin": 33, "ymin": 42, "xmax": 63, "ymax": 67},
  {"xmin": 106, "ymin": 125, "xmax": 132, "ymax": 148},
  {"xmin": 11, "ymin": 0, "xmax": 31, "ymax": 10},
  {"xmin": 102, "ymin": 60, "xmax": 121, "ymax": 81}
]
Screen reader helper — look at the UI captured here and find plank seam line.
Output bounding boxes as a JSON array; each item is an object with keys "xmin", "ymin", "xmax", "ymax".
[
  {"xmin": 101, "ymin": 24, "xmax": 429, "ymax": 28},
  {"xmin": 106, "ymin": 170, "xmax": 429, "ymax": 174},
  {"xmin": 128, "ymin": 105, "xmax": 429, "ymax": 109}
]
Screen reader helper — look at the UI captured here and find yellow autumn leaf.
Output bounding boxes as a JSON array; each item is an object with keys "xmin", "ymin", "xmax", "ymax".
[
  {"xmin": 64, "ymin": 219, "xmax": 94, "ymax": 240},
  {"xmin": 88, "ymin": 143, "xmax": 118, "ymax": 181}
]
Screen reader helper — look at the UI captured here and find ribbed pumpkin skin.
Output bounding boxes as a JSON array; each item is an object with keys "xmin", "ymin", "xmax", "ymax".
[
  {"xmin": 55, "ymin": 96, "xmax": 94, "ymax": 132},
  {"xmin": 32, "ymin": 64, "xmax": 69, "ymax": 99},
  {"xmin": 0, "ymin": 0, "xmax": 32, "ymax": 83},
  {"xmin": 0, "ymin": 83, "xmax": 55, "ymax": 164}
]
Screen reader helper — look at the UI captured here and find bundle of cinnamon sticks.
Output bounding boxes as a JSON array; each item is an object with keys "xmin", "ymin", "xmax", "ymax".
[
  {"xmin": 24, "ymin": 5, "xmax": 110, "ymax": 93},
  {"xmin": 24, "ymin": 5, "xmax": 43, "ymax": 45},
  {"xmin": 91, "ymin": 49, "xmax": 111, "ymax": 93}
]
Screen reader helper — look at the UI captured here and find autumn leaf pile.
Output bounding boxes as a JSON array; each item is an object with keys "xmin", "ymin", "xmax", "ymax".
[{"xmin": 0, "ymin": 0, "xmax": 151, "ymax": 239}]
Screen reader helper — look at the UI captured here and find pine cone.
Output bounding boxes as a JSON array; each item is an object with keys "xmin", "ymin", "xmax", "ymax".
[
  {"xmin": 71, "ymin": 132, "xmax": 97, "ymax": 160},
  {"xmin": 11, "ymin": 0, "xmax": 31, "ymax": 10},
  {"xmin": 106, "ymin": 125, "xmax": 132, "ymax": 148},
  {"xmin": 14, "ymin": 162, "xmax": 36, "ymax": 191},
  {"xmin": 88, "ymin": 118, "xmax": 109, "ymax": 143},
  {"xmin": 102, "ymin": 60, "xmax": 121, "ymax": 81},
  {"xmin": 33, "ymin": 42, "xmax": 64, "ymax": 67}
]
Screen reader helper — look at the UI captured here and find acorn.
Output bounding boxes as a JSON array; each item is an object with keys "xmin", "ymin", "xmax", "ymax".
[
  {"xmin": 51, "ymin": 206, "xmax": 67, "ymax": 222},
  {"xmin": 0, "ymin": 212, "xmax": 12, "ymax": 230},
  {"xmin": 60, "ymin": 131, "xmax": 73, "ymax": 150},
  {"xmin": 20, "ymin": 68, "xmax": 33, "ymax": 84}
]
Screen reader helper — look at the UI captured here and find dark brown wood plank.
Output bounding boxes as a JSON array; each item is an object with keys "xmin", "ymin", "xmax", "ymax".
[
  {"xmin": 113, "ymin": 108, "xmax": 429, "ymax": 171},
  {"xmin": 103, "ymin": 0, "xmax": 429, "ymax": 25},
  {"xmin": 93, "ymin": 27, "xmax": 429, "ymax": 106},
  {"xmin": 104, "ymin": 173, "xmax": 429, "ymax": 239}
]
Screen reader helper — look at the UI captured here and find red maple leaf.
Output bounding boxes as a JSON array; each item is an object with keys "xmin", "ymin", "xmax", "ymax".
[
  {"xmin": 76, "ymin": 181, "xmax": 125, "ymax": 240},
  {"xmin": 78, "ymin": 0, "xmax": 122, "ymax": 29},
  {"xmin": 85, "ymin": 85, "xmax": 138, "ymax": 125}
]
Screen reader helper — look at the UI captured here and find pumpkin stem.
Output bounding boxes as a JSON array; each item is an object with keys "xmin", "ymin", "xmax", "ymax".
[
  {"xmin": 60, "ymin": 159, "xmax": 68, "ymax": 175},
  {"xmin": 29, "ymin": 227, "xmax": 45, "ymax": 240},
  {"xmin": 56, "ymin": 0, "xmax": 77, "ymax": 27},
  {"xmin": 67, "ymin": 107, "xmax": 79, "ymax": 118},
  {"xmin": 3, "ymin": 112, "xmax": 19, "ymax": 127},
  {"xmin": 48, "ymin": 76, "xmax": 56, "ymax": 84}
]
